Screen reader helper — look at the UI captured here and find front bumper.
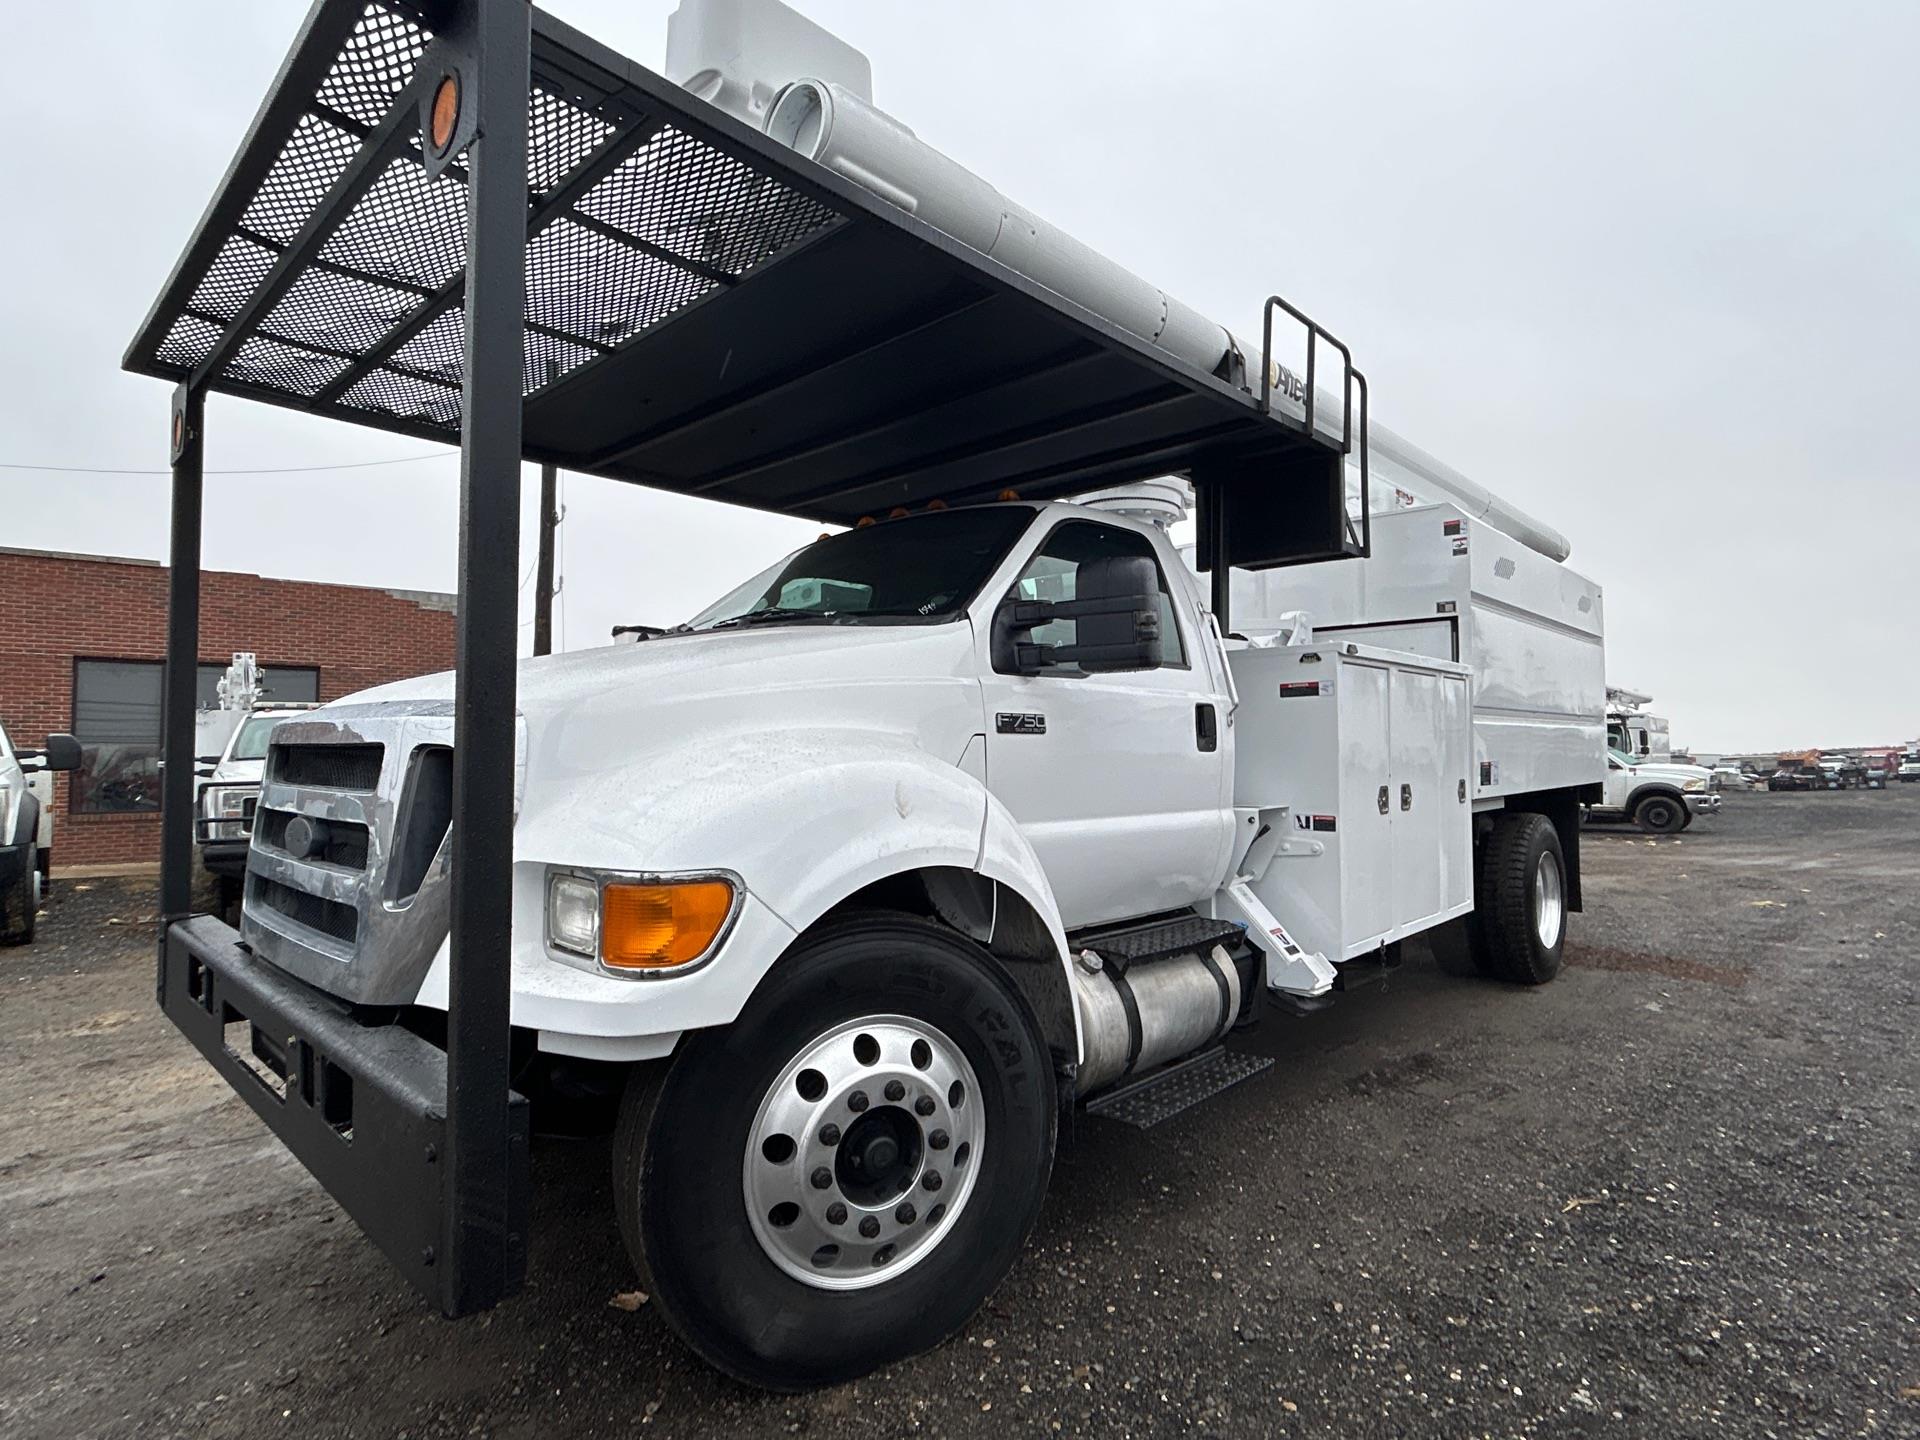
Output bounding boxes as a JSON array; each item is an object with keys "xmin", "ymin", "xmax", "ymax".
[
  {"xmin": 1685, "ymin": 793, "xmax": 1721, "ymax": 816},
  {"xmin": 198, "ymin": 837, "xmax": 252, "ymax": 878},
  {"xmin": 158, "ymin": 915, "xmax": 528, "ymax": 1315}
]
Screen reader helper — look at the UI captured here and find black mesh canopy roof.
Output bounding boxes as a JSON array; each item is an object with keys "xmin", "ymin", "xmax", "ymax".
[{"xmin": 125, "ymin": 0, "xmax": 1343, "ymax": 528}]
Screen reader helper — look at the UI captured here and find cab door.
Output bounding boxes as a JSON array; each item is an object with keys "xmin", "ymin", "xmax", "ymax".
[{"xmin": 976, "ymin": 516, "xmax": 1233, "ymax": 930}]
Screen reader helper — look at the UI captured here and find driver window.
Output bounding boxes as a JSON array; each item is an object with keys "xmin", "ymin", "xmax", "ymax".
[{"xmin": 1009, "ymin": 522, "xmax": 1187, "ymax": 668}]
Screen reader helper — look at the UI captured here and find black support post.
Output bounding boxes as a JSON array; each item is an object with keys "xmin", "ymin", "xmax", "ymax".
[
  {"xmin": 442, "ymin": 0, "xmax": 532, "ymax": 1318},
  {"xmin": 1198, "ymin": 479, "xmax": 1232, "ymax": 633},
  {"xmin": 160, "ymin": 384, "xmax": 206, "ymax": 940}
]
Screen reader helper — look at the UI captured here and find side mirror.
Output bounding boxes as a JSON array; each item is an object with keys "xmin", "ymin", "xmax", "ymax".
[
  {"xmin": 994, "ymin": 554, "xmax": 1165, "ymax": 675},
  {"xmin": 21, "ymin": 733, "xmax": 83, "ymax": 772}
]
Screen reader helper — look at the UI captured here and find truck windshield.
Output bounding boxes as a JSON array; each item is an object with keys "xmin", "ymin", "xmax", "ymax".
[
  {"xmin": 683, "ymin": 506, "xmax": 1034, "ymax": 632},
  {"xmin": 229, "ymin": 715, "xmax": 284, "ymax": 761}
]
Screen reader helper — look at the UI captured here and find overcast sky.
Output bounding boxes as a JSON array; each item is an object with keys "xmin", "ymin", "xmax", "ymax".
[{"xmin": 3, "ymin": 1, "xmax": 1915, "ymax": 752}]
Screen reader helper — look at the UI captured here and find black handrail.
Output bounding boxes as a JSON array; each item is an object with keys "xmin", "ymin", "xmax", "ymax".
[{"xmin": 1259, "ymin": 295, "xmax": 1370, "ymax": 557}]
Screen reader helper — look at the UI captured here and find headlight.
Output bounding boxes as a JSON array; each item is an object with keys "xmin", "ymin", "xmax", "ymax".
[
  {"xmin": 201, "ymin": 785, "xmax": 257, "ymax": 820},
  {"xmin": 547, "ymin": 872, "xmax": 600, "ymax": 957},
  {"xmin": 1682, "ymin": 778, "xmax": 1706, "ymax": 792},
  {"xmin": 545, "ymin": 869, "xmax": 740, "ymax": 975}
]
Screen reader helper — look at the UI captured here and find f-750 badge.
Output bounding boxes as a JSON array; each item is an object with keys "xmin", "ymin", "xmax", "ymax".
[{"xmin": 996, "ymin": 713, "xmax": 1046, "ymax": 735}]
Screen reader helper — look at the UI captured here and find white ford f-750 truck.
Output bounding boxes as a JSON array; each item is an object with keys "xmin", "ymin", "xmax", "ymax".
[
  {"xmin": 246, "ymin": 486, "xmax": 1601, "ymax": 1384},
  {"xmin": 124, "ymin": 0, "xmax": 1610, "ymax": 1393}
]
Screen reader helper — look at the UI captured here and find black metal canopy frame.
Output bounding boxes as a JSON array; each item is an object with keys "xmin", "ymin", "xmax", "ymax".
[{"xmin": 128, "ymin": 0, "xmax": 1363, "ymax": 1317}]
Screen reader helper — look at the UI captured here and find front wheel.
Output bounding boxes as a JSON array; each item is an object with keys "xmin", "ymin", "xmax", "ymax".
[
  {"xmin": 613, "ymin": 914, "xmax": 1057, "ymax": 1390},
  {"xmin": 1634, "ymin": 793, "xmax": 1687, "ymax": 834}
]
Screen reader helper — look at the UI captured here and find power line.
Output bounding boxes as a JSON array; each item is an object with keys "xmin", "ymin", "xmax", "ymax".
[{"xmin": 0, "ymin": 452, "xmax": 457, "ymax": 477}]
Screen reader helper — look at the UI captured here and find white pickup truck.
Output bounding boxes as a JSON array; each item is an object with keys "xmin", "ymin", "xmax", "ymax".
[
  {"xmin": 235, "ymin": 494, "xmax": 1600, "ymax": 1385},
  {"xmin": 1589, "ymin": 748, "xmax": 1719, "ymax": 833},
  {"xmin": 0, "ymin": 721, "xmax": 81, "ymax": 944}
]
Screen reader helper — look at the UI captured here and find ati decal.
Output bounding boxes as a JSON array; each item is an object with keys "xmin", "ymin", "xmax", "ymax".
[
  {"xmin": 1278, "ymin": 680, "xmax": 1321, "ymax": 698},
  {"xmin": 995, "ymin": 712, "xmax": 1046, "ymax": 735}
]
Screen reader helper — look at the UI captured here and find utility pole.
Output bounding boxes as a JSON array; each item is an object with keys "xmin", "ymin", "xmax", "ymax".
[{"xmin": 532, "ymin": 359, "xmax": 560, "ymax": 656}]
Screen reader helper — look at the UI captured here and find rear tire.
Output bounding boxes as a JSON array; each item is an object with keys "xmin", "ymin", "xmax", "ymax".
[
  {"xmin": 612, "ymin": 914, "xmax": 1056, "ymax": 1390},
  {"xmin": 1634, "ymin": 793, "xmax": 1686, "ymax": 834},
  {"xmin": 1471, "ymin": 813, "xmax": 1566, "ymax": 985}
]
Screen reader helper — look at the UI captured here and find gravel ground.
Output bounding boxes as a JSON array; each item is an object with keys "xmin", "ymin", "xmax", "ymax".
[{"xmin": 2, "ymin": 786, "xmax": 1916, "ymax": 1438}]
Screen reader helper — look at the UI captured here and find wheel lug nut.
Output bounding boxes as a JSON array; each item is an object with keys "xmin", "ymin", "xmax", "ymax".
[
  {"xmin": 859, "ymin": 1215, "xmax": 881, "ymax": 1239},
  {"xmin": 826, "ymin": 1202, "xmax": 847, "ymax": 1224},
  {"xmin": 895, "ymin": 1202, "xmax": 916, "ymax": 1224},
  {"xmin": 929, "ymin": 1129, "xmax": 949, "ymax": 1150},
  {"xmin": 921, "ymin": 1170, "xmax": 942, "ymax": 1192},
  {"xmin": 884, "ymin": 1080, "xmax": 905, "ymax": 1102},
  {"xmin": 847, "ymin": 1090, "xmax": 870, "ymax": 1113},
  {"xmin": 810, "ymin": 1166, "xmax": 833, "ymax": 1190},
  {"xmin": 914, "ymin": 1095, "xmax": 935, "ymax": 1117},
  {"xmin": 819, "ymin": 1123, "xmax": 841, "ymax": 1146}
]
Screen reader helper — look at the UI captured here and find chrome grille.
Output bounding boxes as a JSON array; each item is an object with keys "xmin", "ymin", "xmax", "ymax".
[{"xmin": 240, "ymin": 703, "xmax": 459, "ymax": 1005}]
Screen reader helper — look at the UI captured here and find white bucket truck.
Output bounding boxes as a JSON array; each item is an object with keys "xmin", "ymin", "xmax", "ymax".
[{"xmin": 133, "ymin": 0, "xmax": 1608, "ymax": 1391}]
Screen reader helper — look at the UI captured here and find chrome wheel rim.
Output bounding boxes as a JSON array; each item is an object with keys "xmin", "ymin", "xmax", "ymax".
[
  {"xmin": 743, "ymin": 1014, "xmax": 984, "ymax": 1291},
  {"xmin": 1534, "ymin": 849, "xmax": 1565, "ymax": 950}
]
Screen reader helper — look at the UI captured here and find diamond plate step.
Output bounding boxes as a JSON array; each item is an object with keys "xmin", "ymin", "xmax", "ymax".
[
  {"xmin": 1083, "ymin": 1047, "xmax": 1274, "ymax": 1129},
  {"xmin": 1075, "ymin": 913, "xmax": 1248, "ymax": 972}
]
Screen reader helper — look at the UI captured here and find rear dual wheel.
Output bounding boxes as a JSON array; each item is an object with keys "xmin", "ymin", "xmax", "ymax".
[
  {"xmin": 1432, "ymin": 812, "xmax": 1566, "ymax": 985},
  {"xmin": 612, "ymin": 915, "xmax": 1056, "ymax": 1390}
]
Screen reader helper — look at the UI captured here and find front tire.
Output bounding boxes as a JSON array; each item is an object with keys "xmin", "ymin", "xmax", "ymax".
[
  {"xmin": 613, "ymin": 914, "xmax": 1057, "ymax": 1390},
  {"xmin": 1634, "ymin": 793, "xmax": 1687, "ymax": 834}
]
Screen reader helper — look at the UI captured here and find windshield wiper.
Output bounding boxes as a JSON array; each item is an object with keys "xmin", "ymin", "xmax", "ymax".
[{"xmin": 699, "ymin": 608, "xmax": 835, "ymax": 632}]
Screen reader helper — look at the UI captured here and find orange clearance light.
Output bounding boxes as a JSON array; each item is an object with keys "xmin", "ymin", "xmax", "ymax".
[
  {"xmin": 925, "ymin": 498, "xmax": 948, "ymax": 511},
  {"xmin": 855, "ymin": 515, "xmax": 876, "ymax": 528},
  {"xmin": 429, "ymin": 73, "xmax": 461, "ymax": 153},
  {"xmin": 600, "ymin": 879, "xmax": 734, "ymax": 970},
  {"xmin": 997, "ymin": 488, "xmax": 1020, "ymax": 502}
]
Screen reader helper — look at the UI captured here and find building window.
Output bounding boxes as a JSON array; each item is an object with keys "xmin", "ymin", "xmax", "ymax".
[{"xmin": 69, "ymin": 660, "xmax": 321, "ymax": 814}]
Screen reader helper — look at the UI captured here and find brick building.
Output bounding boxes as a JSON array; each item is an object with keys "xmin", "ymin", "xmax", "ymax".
[{"xmin": 0, "ymin": 546, "xmax": 455, "ymax": 870}]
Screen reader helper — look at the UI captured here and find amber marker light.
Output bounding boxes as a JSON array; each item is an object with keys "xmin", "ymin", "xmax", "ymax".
[
  {"xmin": 600, "ymin": 878, "xmax": 736, "ymax": 970},
  {"xmin": 429, "ymin": 73, "xmax": 461, "ymax": 154}
]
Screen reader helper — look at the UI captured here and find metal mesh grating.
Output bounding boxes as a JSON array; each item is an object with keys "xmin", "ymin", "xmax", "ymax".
[
  {"xmin": 269, "ymin": 742, "xmax": 385, "ymax": 790},
  {"xmin": 341, "ymin": 366, "xmax": 461, "ymax": 428},
  {"xmin": 265, "ymin": 267, "xmax": 423, "ymax": 355},
  {"xmin": 526, "ymin": 218, "xmax": 715, "ymax": 347},
  {"xmin": 529, "ymin": 85, "xmax": 615, "ymax": 194},
  {"xmin": 250, "ymin": 874, "xmax": 360, "ymax": 946},
  {"xmin": 393, "ymin": 308, "xmax": 600, "ymax": 396},
  {"xmin": 156, "ymin": 314, "xmax": 225, "ymax": 371},
  {"xmin": 316, "ymin": 2, "xmax": 431, "ymax": 128},
  {"xmin": 241, "ymin": 114, "xmax": 365, "ymax": 245},
  {"xmin": 187, "ymin": 236, "xmax": 281, "ymax": 324},
  {"xmin": 225, "ymin": 335, "xmax": 355, "ymax": 397},
  {"xmin": 321, "ymin": 157, "xmax": 469, "ymax": 290},
  {"xmin": 576, "ymin": 125, "xmax": 837, "ymax": 279}
]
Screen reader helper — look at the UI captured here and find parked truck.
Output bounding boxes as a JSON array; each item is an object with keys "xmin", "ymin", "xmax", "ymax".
[
  {"xmin": 127, "ymin": 0, "xmax": 1609, "ymax": 1392},
  {"xmin": 0, "ymin": 721, "xmax": 80, "ymax": 944},
  {"xmin": 1606, "ymin": 688, "xmax": 1672, "ymax": 763}
]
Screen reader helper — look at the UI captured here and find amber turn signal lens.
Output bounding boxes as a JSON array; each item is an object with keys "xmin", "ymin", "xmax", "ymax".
[
  {"xmin": 429, "ymin": 73, "xmax": 461, "ymax": 153},
  {"xmin": 600, "ymin": 880, "xmax": 734, "ymax": 969}
]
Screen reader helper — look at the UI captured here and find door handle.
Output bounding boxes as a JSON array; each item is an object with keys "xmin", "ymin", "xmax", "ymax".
[
  {"xmin": 1401, "ymin": 783, "xmax": 1413, "ymax": 811},
  {"xmin": 1195, "ymin": 703, "xmax": 1218, "ymax": 753},
  {"xmin": 1377, "ymin": 784, "xmax": 1390, "ymax": 814}
]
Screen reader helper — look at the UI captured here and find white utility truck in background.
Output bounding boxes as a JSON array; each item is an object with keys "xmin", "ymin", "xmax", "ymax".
[
  {"xmin": 185, "ymin": 0, "xmax": 1607, "ymax": 1389},
  {"xmin": 1607, "ymin": 687, "xmax": 1673, "ymax": 763}
]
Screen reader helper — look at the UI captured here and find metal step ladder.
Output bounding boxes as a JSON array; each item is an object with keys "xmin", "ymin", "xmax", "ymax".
[{"xmin": 1084, "ymin": 1046, "xmax": 1273, "ymax": 1129}]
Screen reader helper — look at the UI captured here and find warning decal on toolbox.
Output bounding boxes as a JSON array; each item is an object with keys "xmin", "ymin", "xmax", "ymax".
[{"xmin": 1278, "ymin": 681, "xmax": 1321, "ymax": 698}]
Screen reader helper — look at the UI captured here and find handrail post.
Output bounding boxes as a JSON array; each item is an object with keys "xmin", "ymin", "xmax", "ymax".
[
  {"xmin": 442, "ymin": 0, "xmax": 532, "ymax": 1318},
  {"xmin": 160, "ymin": 382, "xmax": 206, "ymax": 966}
]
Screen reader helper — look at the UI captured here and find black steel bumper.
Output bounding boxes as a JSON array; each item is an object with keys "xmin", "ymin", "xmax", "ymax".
[
  {"xmin": 197, "ymin": 838, "xmax": 251, "ymax": 878},
  {"xmin": 159, "ymin": 916, "xmax": 528, "ymax": 1316}
]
